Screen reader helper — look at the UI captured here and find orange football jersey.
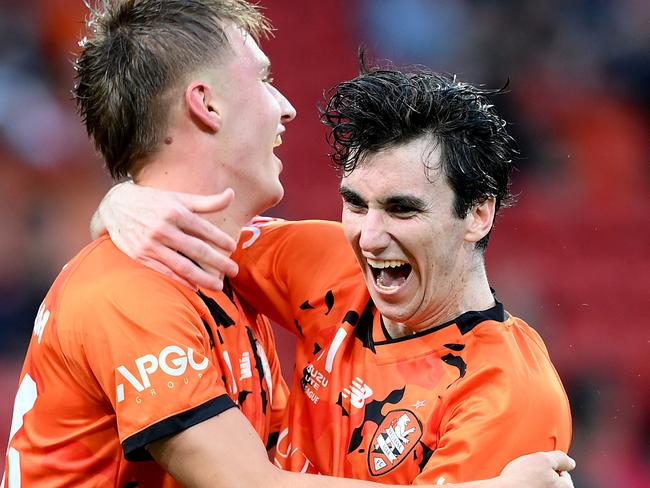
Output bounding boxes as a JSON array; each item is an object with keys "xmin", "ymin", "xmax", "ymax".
[
  {"xmin": 2, "ymin": 235, "xmax": 287, "ymax": 487},
  {"xmin": 233, "ymin": 218, "xmax": 572, "ymax": 484}
]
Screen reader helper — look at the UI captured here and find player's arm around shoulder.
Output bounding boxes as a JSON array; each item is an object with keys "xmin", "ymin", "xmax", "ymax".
[
  {"xmin": 148, "ymin": 410, "xmax": 575, "ymax": 488},
  {"xmin": 235, "ymin": 218, "xmax": 351, "ymax": 279},
  {"xmin": 91, "ymin": 182, "xmax": 240, "ymax": 290},
  {"xmin": 232, "ymin": 218, "xmax": 355, "ymax": 329}
]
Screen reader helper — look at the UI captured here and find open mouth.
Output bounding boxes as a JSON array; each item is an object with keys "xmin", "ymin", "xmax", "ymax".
[
  {"xmin": 273, "ymin": 134, "xmax": 283, "ymax": 148},
  {"xmin": 367, "ymin": 258, "xmax": 412, "ymax": 291}
]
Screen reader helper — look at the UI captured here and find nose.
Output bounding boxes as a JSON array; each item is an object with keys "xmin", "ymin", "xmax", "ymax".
[
  {"xmin": 271, "ymin": 84, "xmax": 297, "ymax": 123},
  {"xmin": 358, "ymin": 210, "xmax": 390, "ymax": 255}
]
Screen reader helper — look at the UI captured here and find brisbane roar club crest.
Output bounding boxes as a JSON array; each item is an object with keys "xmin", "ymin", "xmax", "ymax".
[{"xmin": 368, "ymin": 409, "xmax": 423, "ymax": 476}]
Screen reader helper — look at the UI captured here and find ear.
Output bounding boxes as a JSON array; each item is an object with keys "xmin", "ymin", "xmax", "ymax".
[
  {"xmin": 464, "ymin": 197, "xmax": 496, "ymax": 244},
  {"xmin": 185, "ymin": 81, "xmax": 221, "ymax": 133}
]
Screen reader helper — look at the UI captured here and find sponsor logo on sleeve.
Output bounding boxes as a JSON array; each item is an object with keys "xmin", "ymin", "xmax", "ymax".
[{"xmin": 115, "ymin": 345, "xmax": 209, "ymax": 403}]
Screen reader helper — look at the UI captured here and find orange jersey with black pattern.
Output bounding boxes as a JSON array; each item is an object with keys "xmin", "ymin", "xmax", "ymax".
[
  {"xmin": 2, "ymin": 235, "xmax": 287, "ymax": 488},
  {"xmin": 233, "ymin": 218, "xmax": 572, "ymax": 484}
]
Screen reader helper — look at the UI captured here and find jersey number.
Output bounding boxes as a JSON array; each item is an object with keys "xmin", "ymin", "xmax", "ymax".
[{"xmin": 3, "ymin": 374, "xmax": 37, "ymax": 488}]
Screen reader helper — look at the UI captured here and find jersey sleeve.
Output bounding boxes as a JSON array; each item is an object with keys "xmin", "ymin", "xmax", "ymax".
[
  {"xmin": 61, "ymin": 267, "xmax": 235, "ymax": 461},
  {"xmin": 232, "ymin": 218, "xmax": 358, "ymax": 337},
  {"xmin": 413, "ymin": 324, "xmax": 572, "ymax": 484}
]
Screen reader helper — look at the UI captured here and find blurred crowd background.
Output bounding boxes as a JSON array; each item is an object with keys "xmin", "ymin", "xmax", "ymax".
[{"xmin": 1, "ymin": 0, "xmax": 648, "ymax": 486}]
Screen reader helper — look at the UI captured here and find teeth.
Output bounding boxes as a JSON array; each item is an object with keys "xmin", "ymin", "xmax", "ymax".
[
  {"xmin": 367, "ymin": 258, "xmax": 408, "ymax": 269},
  {"xmin": 273, "ymin": 134, "xmax": 283, "ymax": 148},
  {"xmin": 376, "ymin": 282, "xmax": 400, "ymax": 291}
]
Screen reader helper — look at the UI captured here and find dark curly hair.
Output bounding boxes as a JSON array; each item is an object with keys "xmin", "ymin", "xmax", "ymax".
[
  {"xmin": 74, "ymin": 0, "xmax": 271, "ymax": 180},
  {"xmin": 321, "ymin": 56, "xmax": 518, "ymax": 251}
]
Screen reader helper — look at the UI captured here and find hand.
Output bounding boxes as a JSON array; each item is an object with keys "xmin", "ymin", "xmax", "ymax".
[
  {"xmin": 92, "ymin": 182, "xmax": 239, "ymax": 290},
  {"xmin": 497, "ymin": 451, "xmax": 575, "ymax": 488}
]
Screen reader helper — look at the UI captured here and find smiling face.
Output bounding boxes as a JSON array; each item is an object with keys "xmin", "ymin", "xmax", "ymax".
[
  {"xmin": 213, "ymin": 24, "xmax": 296, "ymax": 212},
  {"xmin": 340, "ymin": 136, "xmax": 487, "ymax": 333}
]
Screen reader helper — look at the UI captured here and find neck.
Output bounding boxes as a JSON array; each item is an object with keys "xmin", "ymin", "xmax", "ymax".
[{"xmin": 135, "ymin": 145, "xmax": 265, "ymax": 277}]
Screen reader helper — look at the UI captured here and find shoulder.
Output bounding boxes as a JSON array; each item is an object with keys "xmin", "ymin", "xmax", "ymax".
[
  {"xmin": 468, "ymin": 312, "xmax": 550, "ymax": 361},
  {"xmin": 238, "ymin": 218, "xmax": 358, "ymax": 280},
  {"xmin": 57, "ymin": 236, "xmax": 203, "ymax": 336},
  {"xmin": 443, "ymin": 313, "xmax": 567, "ymax": 413},
  {"xmin": 71, "ymin": 236, "xmax": 192, "ymax": 295},
  {"xmin": 458, "ymin": 311, "xmax": 565, "ymax": 401},
  {"xmin": 239, "ymin": 218, "xmax": 348, "ymax": 251}
]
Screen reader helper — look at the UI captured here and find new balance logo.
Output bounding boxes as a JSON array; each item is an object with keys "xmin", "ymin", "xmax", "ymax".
[
  {"xmin": 342, "ymin": 377, "xmax": 373, "ymax": 408},
  {"xmin": 239, "ymin": 351, "xmax": 252, "ymax": 380}
]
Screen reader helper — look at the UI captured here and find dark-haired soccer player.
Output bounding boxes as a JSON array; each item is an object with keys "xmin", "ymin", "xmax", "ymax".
[
  {"xmin": 3, "ymin": 1, "xmax": 572, "ymax": 488},
  {"xmin": 93, "ymin": 62, "xmax": 572, "ymax": 485}
]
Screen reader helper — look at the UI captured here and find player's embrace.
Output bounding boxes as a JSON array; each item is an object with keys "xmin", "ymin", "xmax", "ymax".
[{"xmin": 5, "ymin": 0, "xmax": 574, "ymax": 487}]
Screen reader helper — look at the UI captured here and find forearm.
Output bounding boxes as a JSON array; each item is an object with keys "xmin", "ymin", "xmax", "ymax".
[
  {"xmin": 149, "ymin": 409, "xmax": 397, "ymax": 488},
  {"xmin": 276, "ymin": 471, "xmax": 503, "ymax": 488},
  {"xmin": 442, "ymin": 479, "xmax": 499, "ymax": 488},
  {"xmin": 150, "ymin": 409, "xmax": 426, "ymax": 488},
  {"xmin": 150, "ymin": 409, "xmax": 572, "ymax": 488}
]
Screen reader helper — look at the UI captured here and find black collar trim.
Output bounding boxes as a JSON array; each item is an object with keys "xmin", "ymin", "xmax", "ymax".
[{"xmin": 374, "ymin": 300, "xmax": 506, "ymax": 345}]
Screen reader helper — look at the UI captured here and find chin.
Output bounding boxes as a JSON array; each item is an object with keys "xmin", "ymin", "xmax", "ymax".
[
  {"xmin": 371, "ymin": 294, "xmax": 405, "ymax": 320},
  {"xmin": 269, "ymin": 183, "xmax": 284, "ymax": 206},
  {"xmin": 370, "ymin": 285, "xmax": 420, "ymax": 320},
  {"xmin": 256, "ymin": 184, "xmax": 284, "ymax": 214}
]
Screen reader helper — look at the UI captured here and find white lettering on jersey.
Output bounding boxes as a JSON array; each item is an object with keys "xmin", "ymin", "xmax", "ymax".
[
  {"xmin": 33, "ymin": 302, "xmax": 50, "ymax": 344},
  {"xmin": 342, "ymin": 377, "xmax": 373, "ymax": 408},
  {"xmin": 116, "ymin": 345, "xmax": 209, "ymax": 402},
  {"xmin": 274, "ymin": 427, "xmax": 315, "ymax": 474},
  {"xmin": 374, "ymin": 457, "xmax": 387, "ymax": 472},
  {"xmin": 274, "ymin": 427, "xmax": 291, "ymax": 460},
  {"xmin": 304, "ymin": 364, "xmax": 329, "ymax": 389},
  {"xmin": 5, "ymin": 373, "xmax": 38, "ymax": 488},
  {"xmin": 6, "ymin": 447, "xmax": 19, "ymax": 488}
]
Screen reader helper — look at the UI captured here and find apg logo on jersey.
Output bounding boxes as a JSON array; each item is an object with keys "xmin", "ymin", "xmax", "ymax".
[
  {"xmin": 116, "ymin": 345, "xmax": 209, "ymax": 403},
  {"xmin": 368, "ymin": 409, "xmax": 423, "ymax": 476}
]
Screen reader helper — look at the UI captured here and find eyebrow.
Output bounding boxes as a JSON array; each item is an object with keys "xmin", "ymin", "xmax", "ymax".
[
  {"xmin": 340, "ymin": 186, "xmax": 427, "ymax": 210},
  {"xmin": 383, "ymin": 195, "xmax": 427, "ymax": 210},
  {"xmin": 339, "ymin": 186, "xmax": 361, "ymax": 202}
]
